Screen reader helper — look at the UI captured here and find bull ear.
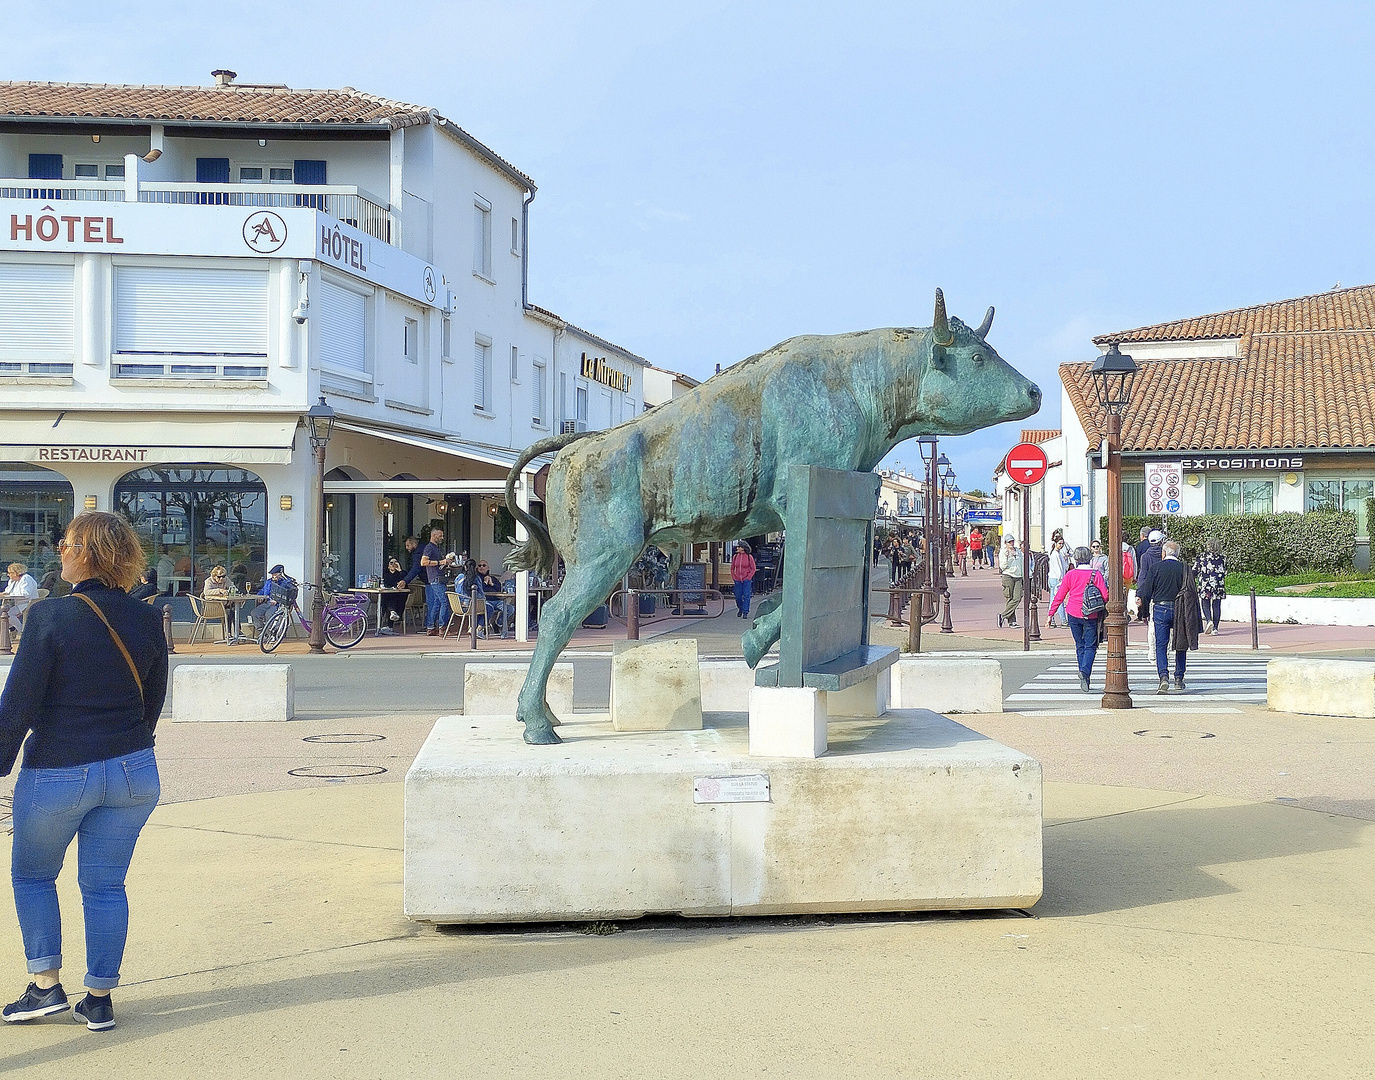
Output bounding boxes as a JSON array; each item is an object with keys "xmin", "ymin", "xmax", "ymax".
[
  {"xmin": 976, "ymin": 306, "xmax": 994, "ymax": 339},
  {"xmin": 933, "ymin": 288, "xmax": 953, "ymax": 346}
]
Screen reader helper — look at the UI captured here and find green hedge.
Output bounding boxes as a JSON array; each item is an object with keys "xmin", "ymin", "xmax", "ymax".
[{"xmin": 1099, "ymin": 511, "xmax": 1357, "ymax": 575}]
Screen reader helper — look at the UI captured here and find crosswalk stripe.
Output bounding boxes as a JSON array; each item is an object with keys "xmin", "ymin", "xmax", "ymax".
[{"xmin": 1009, "ymin": 655, "xmax": 1268, "ymax": 707}]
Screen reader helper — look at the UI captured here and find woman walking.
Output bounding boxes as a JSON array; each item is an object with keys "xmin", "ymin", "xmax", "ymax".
[
  {"xmin": 1045, "ymin": 532, "xmax": 1069, "ymax": 628},
  {"xmin": 1194, "ymin": 539, "xmax": 1227, "ymax": 635},
  {"xmin": 0, "ymin": 512, "xmax": 167, "ymax": 1032},
  {"xmin": 1047, "ymin": 546, "xmax": 1108, "ymax": 692}
]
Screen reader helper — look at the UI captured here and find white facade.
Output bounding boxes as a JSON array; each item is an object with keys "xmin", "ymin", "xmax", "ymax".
[{"xmin": 0, "ymin": 79, "xmax": 647, "ymax": 617}]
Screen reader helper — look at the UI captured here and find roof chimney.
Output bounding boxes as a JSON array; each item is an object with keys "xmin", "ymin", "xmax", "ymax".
[{"xmin": 211, "ymin": 69, "xmax": 238, "ymax": 88}]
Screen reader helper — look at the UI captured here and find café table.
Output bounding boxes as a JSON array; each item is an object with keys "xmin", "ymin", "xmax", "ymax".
[
  {"xmin": 208, "ymin": 593, "xmax": 262, "ymax": 645},
  {"xmin": 349, "ymin": 586, "xmax": 411, "ymax": 636}
]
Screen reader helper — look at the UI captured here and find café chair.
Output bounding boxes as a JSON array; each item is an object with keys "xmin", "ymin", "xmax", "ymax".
[
  {"xmin": 403, "ymin": 583, "xmax": 425, "ymax": 634},
  {"xmin": 441, "ymin": 591, "xmax": 473, "ymax": 640},
  {"xmin": 188, "ymin": 595, "xmax": 230, "ymax": 645}
]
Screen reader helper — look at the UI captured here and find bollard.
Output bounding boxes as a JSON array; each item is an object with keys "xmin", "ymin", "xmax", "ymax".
[
  {"xmin": 1030, "ymin": 591, "xmax": 1041, "ymax": 642},
  {"xmin": 627, "ymin": 589, "xmax": 640, "ymax": 640},
  {"xmin": 909, "ymin": 593, "xmax": 922, "ymax": 654},
  {"xmin": 1250, "ymin": 587, "xmax": 1259, "ymax": 650},
  {"xmin": 162, "ymin": 603, "xmax": 176, "ymax": 655},
  {"xmin": 887, "ymin": 588, "xmax": 904, "ymax": 627},
  {"xmin": 0, "ymin": 601, "xmax": 11, "ymax": 655},
  {"xmin": 939, "ymin": 589, "xmax": 954, "ymax": 634},
  {"xmin": 471, "ymin": 585, "xmax": 481, "ymax": 651}
]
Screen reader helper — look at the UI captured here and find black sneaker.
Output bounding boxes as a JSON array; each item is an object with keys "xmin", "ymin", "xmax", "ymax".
[
  {"xmin": 2, "ymin": 982, "xmax": 69, "ymax": 1022},
  {"xmin": 74, "ymin": 993, "xmax": 115, "ymax": 1031}
]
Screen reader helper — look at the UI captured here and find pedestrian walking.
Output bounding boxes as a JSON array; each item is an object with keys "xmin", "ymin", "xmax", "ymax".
[
  {"xmin": 0, "ymin": 512, "xmax": 168, "ymax": 1032},
  {"xmin": 1135, "ymin": 539, "xmax": 1191, "ymax": 693},
  {"xmin": 1046, "ymin": 532, "xmax": 1069, "ymax": 628},
  {"xmin": 1171, "ymin": 551, "xmax": 1203, "ymax": 686},
  {"xmin": 1133, "ymin": 526, "xmax": 1153, "ymax": 570},
  {"xmin": 955, "ymin": 532, "xmax": 969, "ymax": 576},
  {"xmin": 998, "ymin": 535, "xmax": 1024, "ymax": 628},
  {"xmin": 969, "ymin": 528, "xmax": 984, "ymax": 571},
  {"xmin": 1088, "ymin": 539, "xmax": 1109, "ymax": 575},
  {"xmin": 1194, "ymin": 539, "xmax": 1227, "ymax": 634},
  {"xmin": 1047, "ymin": 546, "xmax": 1108, "ymax": 691},
  {"xmin": 730, "ymin": 541, "xmax": 756, "ymax": 619}
]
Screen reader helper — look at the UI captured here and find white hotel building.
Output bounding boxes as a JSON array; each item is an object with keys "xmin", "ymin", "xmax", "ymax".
[{"xmin": 0, "ymin": 74, "xmax": 646, "ymax": 626}]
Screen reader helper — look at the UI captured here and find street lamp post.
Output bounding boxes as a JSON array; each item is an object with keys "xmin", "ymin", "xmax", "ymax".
[
  {"xmin": 1090, "ymin": 344, "xmax": 1139, "ymax": 709},
  {"xmin": 917, "ymin": 436, "xmax": 937, "ymax": 619},
  {"xmin": 306, "ymin": 396, "xmax": 336, "ymax": 654},
  {"xmin": 934, "ymin": 453, "xmax": 951, "ymax": 590},
  {"xmin": 941, "ymin": 463, "xmax": 956, "ymax": 582}
]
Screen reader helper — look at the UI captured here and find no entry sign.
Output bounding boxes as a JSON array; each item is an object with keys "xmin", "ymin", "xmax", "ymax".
[{"xmin": 1006, "ymin": 442, "xmax": 1048, "ymax": 486}]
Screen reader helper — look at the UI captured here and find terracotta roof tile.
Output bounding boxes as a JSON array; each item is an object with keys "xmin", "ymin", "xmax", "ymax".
[
  {"xmin": 1092, "ymin": 283, "xmax": 1375, "ymax": 343},
  {"xmin": 0, "ymin": 80, "xmax": 428, "ymax": 127},
  {"xmin": 1019, "ymin": 428, "xmax": 1061, "ymax": 444}
]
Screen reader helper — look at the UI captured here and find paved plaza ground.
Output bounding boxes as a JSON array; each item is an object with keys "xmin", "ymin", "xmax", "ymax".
[{"xmin": 0, "ymin": 569, "xmax": 1371, "ymax": 1077}]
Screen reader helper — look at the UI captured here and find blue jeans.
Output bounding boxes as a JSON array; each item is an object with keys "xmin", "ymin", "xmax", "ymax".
[
  {"xmin": 1152, "ymin": 600, "xmax": 1187, "ymax": 679},
  {"xmin": 424, "ymin": 580, "xmax": 450, "ymax": 629},
  {"xmin": 1067, "ymin": 614, "xmax": 1100, "ymax": 678},
  {"xmin": 11, "ymin": 747, "xmax": 160, "ymax": 990},
  {"xmin": 733, "ymin": 579, "xmax": 752, "ymax": 616},
  {"xmin": 1201, "ymin": 596, "xmax": 1222, "ymax": 627}
]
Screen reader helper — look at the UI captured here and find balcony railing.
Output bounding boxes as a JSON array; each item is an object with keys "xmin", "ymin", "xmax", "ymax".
[
  {"xmin": 1, "ymin": 180, "xmax": 395, "ymax": 244},
  {"xmin": 0, "ymin": 181, "xmax": 125, "ymax": 202},
  {"xmin": 138, "ymin": 183, "xmax": 393, "ymax": 243}
]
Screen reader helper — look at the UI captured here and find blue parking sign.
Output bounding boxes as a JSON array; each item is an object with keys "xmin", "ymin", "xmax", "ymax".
[{"xmin": 1060, "ymin": 485, "xmax": 1082, "ymax": 507}]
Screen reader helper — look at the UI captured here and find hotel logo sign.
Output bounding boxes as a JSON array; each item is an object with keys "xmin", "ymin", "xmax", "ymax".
[
  {"xmin": 10, "ymin": 205, "xmax": 123, "ymax": 245},
  {"xmin": 580, "ymin": 352, "xmax": 632, "ymax": 393},
  {"xmin": 243, "ymin": 211, "xmax": 288, "ymax": 253}
]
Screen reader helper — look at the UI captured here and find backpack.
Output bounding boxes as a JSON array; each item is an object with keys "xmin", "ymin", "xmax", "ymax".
[
  {"xmin": 1122, "ymin": 547, "xmax": 1137, "ymax": 583},
  {"xmin": 1080, "ymin": 571, "xmax": 1106, "ymax": 617}
]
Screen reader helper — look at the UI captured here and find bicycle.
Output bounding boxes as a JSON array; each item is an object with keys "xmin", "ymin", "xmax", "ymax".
[{"xmin": 257, "ymin": 580, "xmax": 369, "ymax": 653}]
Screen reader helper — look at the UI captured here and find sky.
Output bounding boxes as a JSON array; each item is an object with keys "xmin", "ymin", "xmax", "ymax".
[{"xmin": 7, "ymin": 1, "xmax": 1375, "ymax": 491}]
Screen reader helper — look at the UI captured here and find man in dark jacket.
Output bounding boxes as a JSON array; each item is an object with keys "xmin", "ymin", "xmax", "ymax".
[
  {"xmin": 1133, "ymin": 527, "xmax": 1153, "ymax": 568},
  {"xmin": 1135, "ymin": 539, "xmax": 1190, "ymax": 693},
  {"xmin": 1135, "ymin": 530, "xmax": 1164, "ymax": 624}
]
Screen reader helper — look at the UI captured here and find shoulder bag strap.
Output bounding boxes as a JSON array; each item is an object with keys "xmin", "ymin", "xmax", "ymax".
[{"xmin": 74, "ymin": 592, "xmax": 144, "ymax": 703}]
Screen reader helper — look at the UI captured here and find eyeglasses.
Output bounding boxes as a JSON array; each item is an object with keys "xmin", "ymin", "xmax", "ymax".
[{"xmin": 57, "ymin": 539, "xmax": 83, "ymax": 554}]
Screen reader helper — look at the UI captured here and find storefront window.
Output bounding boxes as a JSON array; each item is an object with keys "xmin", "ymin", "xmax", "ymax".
[
  {"xmin": 0, "ymin": 464, "xmax": 73, "ymax": 593},
  {"xmin": 115, "ymin": 466, "xmax": 267, "ymax": 595},
  {"xmin": 1209, "ymin": 480, "xmax": 1273, "ymax": 515},
  {"xmin": 324, "ymin": 489, "xmax": 355, "ymax": 590},
  {"xmin": 1122, "ymin": 481, "xmax": 1146, "ymax": 517},
  {"xmin": 1307, "ymin": 478, "xmax": 1374, "ymax": 535}
]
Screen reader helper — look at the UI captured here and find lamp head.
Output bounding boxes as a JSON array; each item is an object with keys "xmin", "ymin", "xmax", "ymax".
[
  {"xmin": 306, "ymin": 395, "xmax": 335, "ymax": 450},
  {"xmin": 1090, "ymin": 342, "xmax": 1138, "ymax": 417}
]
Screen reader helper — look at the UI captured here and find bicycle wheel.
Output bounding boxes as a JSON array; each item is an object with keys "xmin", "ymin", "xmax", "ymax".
[
  {"xmin": 324, "ymin": 606, "xmax": 367, "ymax": 649},
  {"xmin": 259, "ymin": 609, "xmax": 290, "ymax": 653}
]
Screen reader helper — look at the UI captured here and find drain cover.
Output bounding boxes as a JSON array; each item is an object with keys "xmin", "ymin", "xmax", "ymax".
[
  {"xmin": 1133, "ymin": 729, "xmax": 1216, "ymax": 739},
  {"xmin": 302, "ymin": 733, "xmax": 386, "ymax": 744},
  {"xmin": 288, "ymin": 765, "xmax": 388, "ymax": 778}
]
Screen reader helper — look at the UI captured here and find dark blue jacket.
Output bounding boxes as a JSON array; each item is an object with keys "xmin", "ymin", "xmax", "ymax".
[
  {"xmin": 403, "ymin": 548, "xmax": 425, "ymax": 586},
  {"xmin": 0, "ymin": 580, "xmax": 167, "ymax": 773}
]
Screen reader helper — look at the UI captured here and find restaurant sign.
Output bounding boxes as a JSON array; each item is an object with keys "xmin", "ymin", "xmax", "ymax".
[
  {"xmin": 580, "ymin": 352, "xmax": 632, "ymax": 393},
  {"xmin": 5, "ymin": 444, "xmax": 291, "ymax": 465}
]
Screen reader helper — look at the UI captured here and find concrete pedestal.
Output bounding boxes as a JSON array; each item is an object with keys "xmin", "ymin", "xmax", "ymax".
[
  {"xmin": 172, "ymin": 664, "xmax": 294, "ymax": 723},
  {"xmin": 404, "ymin": 710, "xmax": 1043, "ymax": 923},
  {"xmin": 610, "ymin": 638, "xmax": 703, "ymax": 731},
  {"xmin": 892, "ymin": 657, "xmax": 1004, "ymax": 714},
  {"xmin": 1268, "ymin": 657, "xmax": 1375, "ymax": 717},
  {"xmin": 747, "ymin": 686, "xmax": 827, "ymax": 757},
  {"xmin": 464, "ymin": 663, "xmax": 573, "ymax": 720}
]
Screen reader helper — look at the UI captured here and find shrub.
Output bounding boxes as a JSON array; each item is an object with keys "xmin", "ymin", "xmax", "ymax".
[{"xmin": 1099, "ymin": 511, "xmax": 1357, "ymax": 575}]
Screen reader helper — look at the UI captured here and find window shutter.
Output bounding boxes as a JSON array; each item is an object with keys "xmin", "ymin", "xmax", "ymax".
[
  {"xmin": 533, "ymin": 364, "xmax": 545, "ymax": 424},
  {"xmin": 196, "ymin": 158, "xmax": 231, "ymax": 183},
  {"xmin": 0, "ymin": 262, "xmax": 74, "ymax": 354},
  {"xmin": 28, "ymin": 154, "xmax": 63, "ymax": 180},
  {"xmin": 474, "ymin": 342, "xmax": 487, "ymax": 409},
  {"xmin": 294, "ymin": 160, "xmax": 327, "ymax": 185},
  {"xmin": 317, "ymin": 279, "xmax": 369, "ymax": 372},
  {"xmin": 115, "ymin": 266, "xmax": 268, "ymax": 355}
]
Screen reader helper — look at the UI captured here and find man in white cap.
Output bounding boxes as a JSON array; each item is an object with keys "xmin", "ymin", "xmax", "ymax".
[{"xmin": 1136, "ymin": 529, "xmax": 1165, "ymax": 650}]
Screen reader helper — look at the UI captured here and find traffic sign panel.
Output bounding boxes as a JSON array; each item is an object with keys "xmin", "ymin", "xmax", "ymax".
[
  {"xmin": 1006, "ymin": 442, "xmax": 1048, "ymax": 486},
  {"xmin": 1060, "ymin": 485, "xmax": 1082, "ymax": 507}
]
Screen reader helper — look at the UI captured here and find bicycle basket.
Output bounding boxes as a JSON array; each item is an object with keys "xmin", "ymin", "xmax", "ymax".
[{"xmin": 270, "ymin": 579, "xmax": 299, "ymax": 605}]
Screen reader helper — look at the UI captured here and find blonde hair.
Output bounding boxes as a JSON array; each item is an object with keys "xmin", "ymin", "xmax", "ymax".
[
  {"xmin": 64, "ymin": 512, "xmax": 145, "ymax": 591},
  {"xmin": 210, "ymin": 565, "xmax": 227, "ymax": 578},
  {"xmin": 6, "ymin": 563, "xmax": 25, "ymax": 577}
]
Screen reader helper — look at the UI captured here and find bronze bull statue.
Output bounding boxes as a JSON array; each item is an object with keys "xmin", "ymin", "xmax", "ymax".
[{"xmin": 504, "ymin": 290, "xmax": 1041, "ymax": 743}]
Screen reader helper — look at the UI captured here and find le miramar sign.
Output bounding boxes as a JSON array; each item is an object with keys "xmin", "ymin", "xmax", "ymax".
[{"xmin": 580, "ymin": 352, "xmax": 631, "ymax": 393}]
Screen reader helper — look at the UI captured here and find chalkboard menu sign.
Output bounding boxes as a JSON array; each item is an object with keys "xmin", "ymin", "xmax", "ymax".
[{"xmin": 674, "ymin": 562, "xmax": 707, "ymax": 614}]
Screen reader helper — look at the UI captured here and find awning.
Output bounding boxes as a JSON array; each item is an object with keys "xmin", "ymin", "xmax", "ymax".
[
  {"xmin": 0, "ymin": 411, "xmax": 298, "ymax": 466},
  {"xmin": 332, "ymin": 420, "xmax": 554, "ymax": 473}
]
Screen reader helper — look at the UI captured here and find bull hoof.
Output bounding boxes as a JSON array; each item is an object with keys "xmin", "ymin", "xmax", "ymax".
[
  {"xmin": 742, "ymin": 630, "xmax": 767, "ymax": 668},
  {"xmin": 523, "ymin": 723, "xmax": 562, "ymax": 745}
]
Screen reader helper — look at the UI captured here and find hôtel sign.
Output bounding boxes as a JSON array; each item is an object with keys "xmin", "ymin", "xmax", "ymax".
[
  {"xmin": 1, "ymin": 199, "xmax": 446, "ymax": 309},
  {"xmin": 580, "ymin": 352, "xmax": 632, "ymax": 393}
]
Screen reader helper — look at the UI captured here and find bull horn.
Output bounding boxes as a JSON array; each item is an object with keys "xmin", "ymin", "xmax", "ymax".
[
  {"xmin": 976, "ymin": 305, "xmax": 994, "ymax": 339},
  {"xmin": 933, "ymin": 288, "xmax": 953, "ymax": 346}
]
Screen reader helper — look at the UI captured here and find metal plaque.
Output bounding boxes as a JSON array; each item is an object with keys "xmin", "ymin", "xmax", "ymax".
[{"xmin": 693, "ymin": 774, "xmax": 771, "ymax": 804}]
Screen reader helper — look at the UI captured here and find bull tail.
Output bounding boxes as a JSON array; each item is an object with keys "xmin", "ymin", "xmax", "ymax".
[{"xmin": 503, "ymin": 430, "xmax": 597, "ymax": 578}]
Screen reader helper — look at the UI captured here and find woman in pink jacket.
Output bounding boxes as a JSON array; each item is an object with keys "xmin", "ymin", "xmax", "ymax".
[{"xmin": 1047, "ymin": 546, "xmax": 1108, "ymax": 692}]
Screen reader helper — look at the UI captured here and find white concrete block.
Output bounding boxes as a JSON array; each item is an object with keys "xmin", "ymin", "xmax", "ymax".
[
  {"xmin": 891, "ymin": 657, "xmax": 1003, "ymax": 714},
  {"xmin": 699, "ymin": 660, "xmax": 757, "ymax": 713},
  {"xmin": 825, "ymin": 670, "xmax": 890, "ymax": 718},
  {"xmin": 749, "ymin": 685, "xmax": 827, "ymax": 757},
  {"xmin": 464, "ymin": 663, "xmax": 573, "ymax": 721},
  {"xmin": 611, "ymin": 638, "xmax": 703, "ymax": 731},
  {"xmin": 0, "ymin": 662, "xmax": 9, "ymax": 696},
  {"xmin": 404, "ymin": 711, "xmax": 1043, "ymax": 922},
  {"xmin": 1267, "ymin": 658, "xmax": 1375, "ymax": 717},
  {"xmin": 172, "ymin": 664, "xmax": 294, "ymax": 723}
]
